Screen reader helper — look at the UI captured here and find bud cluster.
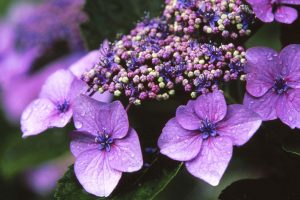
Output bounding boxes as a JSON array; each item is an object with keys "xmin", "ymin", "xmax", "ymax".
[
  {"xmin": 83, "ymin": 0, "xmax": 255, "ymax": 104},
  {"xmin": 164, "ymin": 0, "xmax": 255, "ymax": 41}
]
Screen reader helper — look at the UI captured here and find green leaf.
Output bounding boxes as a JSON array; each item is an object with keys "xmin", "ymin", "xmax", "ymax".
[
  {"xmin": 54, "ymin": 157, "xmax": 182, "ymax": 200},
  {"xmin": 0, "ymin": 128, "xmax": 70, "ymax": 178},
  {"xmin": 80, "ymin": 0, "xmax": 164, "ymax": 50}
]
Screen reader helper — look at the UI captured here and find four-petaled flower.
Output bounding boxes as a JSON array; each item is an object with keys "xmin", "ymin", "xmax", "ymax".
[
  {"xmin": 70, "ymin": 95, "xmax": 143, "ymax": 197},
  {"xmin": 21, "ymin": 69, "xmax": 86, "ymax": 137},
  {"xmin": 244, "ymin": 44, "xmax": 300, "ymax": 129},
  {"xmin": 158, "ymin": 90, "xmax": 262, "ymax": 186},
  {"xmin": 247, "ymin": 0, "xmax": 300, "ymax": 24}
]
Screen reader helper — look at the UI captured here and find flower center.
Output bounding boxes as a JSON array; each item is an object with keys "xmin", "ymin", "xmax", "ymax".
[
  {"xmin": 199, "ymin": 119, "xmax": 218, "ymax": 140},
  {"xmin": 95, "ymin": 129, "xmax": 114, "ymax": 152},
  {"xmin": 56, "ymin": 100, "xmax": 70, "ymax": 113},
  {"xmin": 273, "ymin": 77, "xmax": 289, "ymax": 95}
]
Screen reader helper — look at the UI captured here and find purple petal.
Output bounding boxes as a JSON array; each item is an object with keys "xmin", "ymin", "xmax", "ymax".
[
  {"xmin": 185, "ymin": 137, "xmax": 233, "ymax": 186},
  {"xmin": 40, "ymin": 69, "xmax": 75, "ymax": 102},
  {"xmin": 194, "ymin": 90, "xmax": 227, "ymax": 123},
  {"xmin": 158, "ymin": 118, "xmax": 202, "ymax": 161},
  {"xmin": 69, "ymin": 50, "xmax": 99, "ymax": 78},
  {"xmin": 275, "ymin": 6, "xmax": 298, "ymax": 24},
  {"xmin": 278, "ymin": 44, "xmax": 300, "ymax": 88},
  {"xmin": 67, "ymin": 77, "xmax": 87, "ymax": 102},
  {"xmin": 73, "ymin": 95, "xmax": 107, "ymax": 136},
  {"xmin": 247, "ymin": 0, "xmax": 274, "ymax": 23},
  {"xmin": 74, "ymin": 149, "xmax": 122, "ymax": 197},
  {"xmin": 108, "ymin": 128, "xmax": 143, "ymax": 172},
  {"xmin": 217, "ymin": 105, "xmax": 262, "ymax": 146},
  {"xmin": 0, "ymin": 23, "xmax": 14, "ymax": 55},
  {"xmin": 243, "ymin": 91, "xmax": 279, "ymax": 121},
  {"xmin": 21, "ymin": 99, "xmax": 56, "ymax": 137},
  {"xmin": 277, "ymin": 89, "xmax": 300, "ymax": 129},
  {"xmin": 70, "ymin": 131, "xmax": 98, "ymax": 157},
  {"xmin": 280, "ymin": 0, "xmax": 300, "ymax": 4},
  {"xmin": 106, "ymin": 101, "xmax": 129, "ymax": 139},
  {"xmin": 91, "ymin": 91, "xmax": 113, "ymax": 103},
  {"xmin": 99, "ymin": 40, "xmax": 110, "ymax": 58},
  {"xmin": 176, "ymin": 103, "xmax": 200, "ymax": 131},
  {"xmin": 245, "ymin": 47, "xmax": 279, "ymax": 97},
  {"xmin": 0, "ymin": 48, "xmax": 40, "ymax": 86},
  {"xmin": 73, "ymin": 96, "xmax": 129, "ymax": 139}
]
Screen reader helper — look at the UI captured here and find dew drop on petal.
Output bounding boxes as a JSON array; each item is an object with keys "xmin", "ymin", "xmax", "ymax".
[{"xmin": 74, "ymin": 121, "xmax": 83, "ymax": 129}]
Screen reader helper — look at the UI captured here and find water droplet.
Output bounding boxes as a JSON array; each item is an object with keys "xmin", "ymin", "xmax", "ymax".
[{"xmin": 75, "ymin": 121, "xmax": 83, "ymax": 129}]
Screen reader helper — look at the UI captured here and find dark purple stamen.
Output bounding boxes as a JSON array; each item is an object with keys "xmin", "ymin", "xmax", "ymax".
[
  {"xmin": 273, "ymin": 77, "xmax": 289, "ymax": 95},
  {"xmin": 204, "ymin": 11, "xmax": 220, "ymax": 27},
  {"xmin": 199, "ymin": 119, "xmax": 218, "ymax": 140},
  {"xmin": 56, "ymin": 100, "xmax": 70, "ymax": 113},
  {"xmin": 204, "ymin": 44, "xmax": 222, "ymax": 63},
  {"xmin": 95, "ymin": 129, "xmax": 114, "ymax": 152},
  {"xmin": 194, "ymin": 76, "xmax": 212, "ymax": 93}
]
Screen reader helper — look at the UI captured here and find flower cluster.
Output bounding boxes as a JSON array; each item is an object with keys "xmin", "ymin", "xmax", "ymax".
[
  {"xmin": 14, "ymin": 0, "xmax": 300, "ymax": 198},
  {"xmin": 82, "ymin": 0, "xmax": 254, "ymax": 104},
  {"xmin": 164, "ymin": 0, "xmax": 255, "ymax": 40}
]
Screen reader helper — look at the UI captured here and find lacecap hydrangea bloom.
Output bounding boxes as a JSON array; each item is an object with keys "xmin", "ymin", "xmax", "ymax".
[
  {"xmin": 158, "ymin": 90, "xmax": 262, "ymax": 185},
  {"xmin": 244, "ymin": 44, "xmax": 300, "ymax": 129},
  {"xmin": 247, "ymin": 0, "xmax": 300, "ymax": 24},
  {"xmin": 70, "ymin": 95, "xmax": 143, "ymax": 197}
]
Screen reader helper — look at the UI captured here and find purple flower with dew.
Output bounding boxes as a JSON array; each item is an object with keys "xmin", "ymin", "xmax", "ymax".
[
  {"xmin": 2, "ymin": 53, "xmax": 83, "ymax": 121},
  {"xmin": 21, "ymin": 69, "xmax": 86, "ymax": 137},
  {"xmin": 247, "ymin": 0, "xmax": 300, "ymax": 24},
  {"xmin": 70, "ymin": 95, "xmax": 143, "ymax": 197},
  {"xmin": 158, "ymin": 90, "xmax": 262, "ymax": 185},
  {"xmin": 243, "ymin": 45, "xmax": 300, "ymax": 129}
]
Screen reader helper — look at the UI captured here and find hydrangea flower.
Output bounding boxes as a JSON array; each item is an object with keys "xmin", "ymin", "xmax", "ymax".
[
  {"xmin": 3, "ymin": 53, "xmax": 83, "ymax": 121},
  {"xmin": 247, "ymin": 0, "xmax": 300, "ymax": 24},
  {"xmin": 21, "ymin": 69, "xmax": 86, "ymax": 137},
  {"xmin": 244, "ymin": 45, "xmax": 300, "ymax": 129},
  {"xmin": 70, "ymin": 95, "xmax": 143, "ymax": 197},
  {"xmin": 158, "ymin": 90, "xmax": 262, "ymax": 185}
]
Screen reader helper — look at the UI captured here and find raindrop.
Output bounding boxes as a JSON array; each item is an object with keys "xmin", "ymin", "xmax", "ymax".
[{"xmin": 75, "ymin": 121, "xmax": 83, "ymax": 129}]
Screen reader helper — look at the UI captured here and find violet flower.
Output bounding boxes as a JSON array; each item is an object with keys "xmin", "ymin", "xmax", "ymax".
[
  {"xmin": 21, "ymin": 69, "xmax": 86, "ymax": 137},
  {"xmin": 158, "ymin": 90, "xmax": 262, "ymax": 185},
  {"xmin": 244, "ymin": 45, "xmax": 300, "ymax": 129},
  {"xmin": 3, "ymin": 53, "xmax": 83, "ymax": 121},
  {"xmin": 247, "ymin": 0, "xmax": 300, "ymax": 24},
  {"xmin": 70, "ymin": 95, "xmax": 143, "ymax": 197}
]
